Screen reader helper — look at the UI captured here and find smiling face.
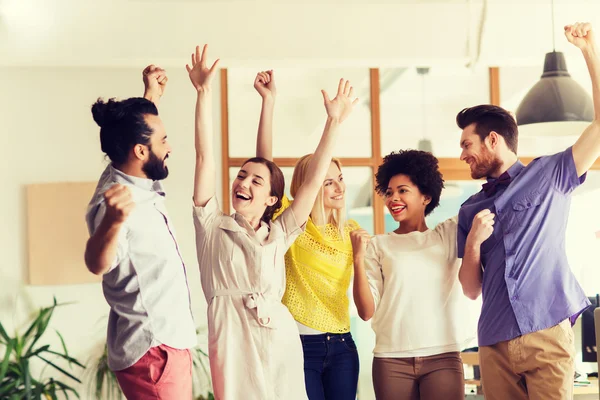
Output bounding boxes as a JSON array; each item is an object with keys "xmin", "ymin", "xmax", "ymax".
[
  {"xmin": 459, "ymin": 123, "xmax": 502, "ymax": 179},
  {"xmin": 139, "ymin": 114, "xmax": 171, "ymax": 180},
  {"xmin": 322, "ymin": 162, "xmax": 346, "ymax": 211},
  {"xmin": 384, "ymin": 174, "xmax": 430, "ymax": 223},
  {"xmin": 231, "ymin": 161, "xmax": 278, "ymax": 220}
]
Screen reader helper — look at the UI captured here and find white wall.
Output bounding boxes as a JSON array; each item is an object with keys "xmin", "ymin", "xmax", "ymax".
[{"xmin": 0, "ymin": 66, "xmax": 222, "ymax": 397}]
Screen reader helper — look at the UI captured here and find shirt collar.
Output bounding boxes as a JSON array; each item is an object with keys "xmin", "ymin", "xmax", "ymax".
[
  {"xmin": 110, "ymin": 164, "xmax": 165, "ymax": 196},
  {"xmin": 486, "ymin": 160, "xmax": 525, "ymax": 183}
]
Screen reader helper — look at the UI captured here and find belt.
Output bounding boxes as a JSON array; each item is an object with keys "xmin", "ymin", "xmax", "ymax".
[{"xmin": 212, "ymin": 289, "xmax": 275, "ymax": 329}]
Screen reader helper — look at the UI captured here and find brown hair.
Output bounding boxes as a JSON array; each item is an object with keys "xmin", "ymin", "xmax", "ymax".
[
  {"xmin": 241, "ymin": 157, "xmax": 285, "ymax": 224},
  {"xmin": 456, "ymin": 105, "xmax": 519, "ymax": 153}
]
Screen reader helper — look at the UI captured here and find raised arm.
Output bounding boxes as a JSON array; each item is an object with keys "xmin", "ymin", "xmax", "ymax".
[
  {"xmin": 566, "ymin": 23, "xmax": 600, "ymax": 176},
  {"xmin": 290, "ymin": 79, "xmax": 357, "ymax": 222},
  {"xmin": 186, "ymin": 45, "xmax": 220, "ymax": 207},
  {"xmin": 459, "ymin": 209, "xmax": 493, "ymax": 300},
  {"xmin": 142, "ymin": 64, "xmax": 168, "ymax": 106},
  {"xmin": 254, "ymin": 70, "xmax": 276, "ymax": 160}
]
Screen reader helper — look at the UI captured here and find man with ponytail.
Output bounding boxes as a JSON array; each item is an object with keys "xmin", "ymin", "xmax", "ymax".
[{"xmin": 84, "ymin": 65, "xmax": 196, "ymax": 399}]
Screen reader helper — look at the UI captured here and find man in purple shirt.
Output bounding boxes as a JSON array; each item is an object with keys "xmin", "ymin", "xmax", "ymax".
[{"xmin": 456, "ymin": 22, "xmax": 600, "ymax": 400}]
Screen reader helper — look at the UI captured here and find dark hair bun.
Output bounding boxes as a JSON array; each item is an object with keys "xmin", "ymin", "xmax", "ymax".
[{"xmin": 91, "ymin": 98, "xmax": 122, "ymax": 128}]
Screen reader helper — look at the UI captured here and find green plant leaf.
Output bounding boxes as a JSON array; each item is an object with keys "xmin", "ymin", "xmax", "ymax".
[
  {"xmin": 0, "ymin": 338, "xmax": 16, "ymax": 382},
  {"xmin": 36, "ymin": 355, "xmax": 82, "ymax": 383},
  {"xmin": 21, "ymin": 358, "xmax": 32, "ymax": 400},
  {"xmin": 54, "ymin": 380, "xmax": 81, "ymax": 399},
  {"xmin": 43, "ymin": 350, "xmax": 85, "ymax": 369},
  {"xmin": 54, "ymin": 330, "xmax": 71, "ymax": 367},
  {"xmin": 0, "ymin": 321, "xmax": 10, "ymax": 343},
  {"xmin": 25, "ymin": 307, "xmax": 54, "ymax": 356},
  {"xmin": 27, "ymin": 344, "xmax": 50, "ymax": 358},
  {"xmin": 0, "ymin": 376, "xmax": 20, "ymax": 396}
]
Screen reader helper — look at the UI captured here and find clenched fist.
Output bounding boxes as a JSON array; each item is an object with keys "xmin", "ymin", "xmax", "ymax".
[
  {"xmin": 468, "ymin": 209, "xmax": 495, "ymax": 246},
  {"xmin": 564, "ymin": 22, "xmax": 596, "ymax": 51},
  {"xmin": 103, "ymin": 184, "xmax": 135, "ymax": 225},
  {"xmin": 143, "ymin": 64, "xmax": 168, "ymax": 103},
  {"xmin": 350, "ymin": 229, "xmax": 371, "ymax": 260},
  {"xmin": 254, "ymin": 70, "xmax": 276, "ymax": 99}
]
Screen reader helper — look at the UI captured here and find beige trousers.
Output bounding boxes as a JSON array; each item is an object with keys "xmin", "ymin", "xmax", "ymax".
[{"xmin": 479, "ymin": 319, "xmax": 575, "ymax": 400}]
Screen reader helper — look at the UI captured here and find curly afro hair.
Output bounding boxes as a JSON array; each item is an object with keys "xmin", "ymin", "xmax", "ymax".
[{"xmin": 375, "ymin": 150, "xmax": 444, "ymax": 216}]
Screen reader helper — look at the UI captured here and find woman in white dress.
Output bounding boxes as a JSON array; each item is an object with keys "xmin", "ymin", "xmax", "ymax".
[
  {"xmin": 351, "ymin": 150, "xmax": 476, "ymax": 400},
  {"xmin": 186, "ymin": 45, "xmax": 357, "ymax": 400}
]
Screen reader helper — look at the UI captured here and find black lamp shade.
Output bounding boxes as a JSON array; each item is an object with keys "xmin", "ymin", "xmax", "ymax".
[{"xmin": 515, "ymin": 51, "xmax": 594, "ymax": 126}]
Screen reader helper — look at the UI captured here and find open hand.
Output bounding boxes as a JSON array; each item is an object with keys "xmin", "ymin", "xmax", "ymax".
[
  {"xmin": 186, "ymin": 44, "xmax": 220, "ymax": 92},
  {"xmin": 321, "ymin": 79, "xmax": 358, "ymax": 123}
]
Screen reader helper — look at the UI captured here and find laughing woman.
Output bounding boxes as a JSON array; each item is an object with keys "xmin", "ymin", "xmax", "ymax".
[
  {"xmin": 187, "ymin": 45, "xmax": 357, "ymax": 400},
  {"xmin": 252, "ymin": 70, "xmax": 361, "ymax": 400},
  {"xmin": 351, "ymin": 150, "xmax": 475, "ymax": 400}
]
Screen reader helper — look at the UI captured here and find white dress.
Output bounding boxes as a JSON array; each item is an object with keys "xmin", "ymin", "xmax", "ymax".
[{"xmin": 193, "ymin": 197, "xmax": 308, "ymax": 400}]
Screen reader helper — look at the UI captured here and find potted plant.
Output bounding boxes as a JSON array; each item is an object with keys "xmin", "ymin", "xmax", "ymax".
[{"xmin": 0, "ymin": 297, "xmax": 85, "ymax": 399}]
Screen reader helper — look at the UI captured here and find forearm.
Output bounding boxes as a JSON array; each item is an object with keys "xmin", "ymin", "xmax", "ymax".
[
  {"xmin": 84, "ymin": 219, "xmax": 123, "ymax": 275},
  {"xmin": 459, "ymin": 238, "xmax": 483, "ymax": 300},
  {"xmin": 144, "ymin": 90, "xmax": 160, "ymax": 106},
  {"xmin": 256, "ymin": 96, "xmax": 275, "ymax": 160},
  {"xmin": 289, "ymin": 117, "xmax": 341, "ymax": 221},
  {"xmin": 193, "ymin": 89, "xmax": 216, "ymax": 207},
  {"xmin": 304, "ymin": 117, "xmax": 340, "ymax": 191},
  {"xmin": 352, "ymin": 256, "xmax": 376, "ymax": 321},
  {"xmin": 572, "ymin": 45, "xmax": 600, "ymax": 175},
  {"xmin": 583, "ymin": 45, "xmax": 600, "ymax": 120}
]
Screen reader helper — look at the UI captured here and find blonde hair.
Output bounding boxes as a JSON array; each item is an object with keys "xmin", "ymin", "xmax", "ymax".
[{"xmin": 290, "ymin": 154, "xmax": 348, "ymax": 237}]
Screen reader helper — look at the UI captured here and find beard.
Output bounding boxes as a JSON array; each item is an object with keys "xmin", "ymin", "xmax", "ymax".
[
  {"xmin": 470, "ymin": 147, "xmax": 502, "ymax": 179},
  {"xmin": 143, "ymin": 150, "xmax": 169, "ymax": 181}
]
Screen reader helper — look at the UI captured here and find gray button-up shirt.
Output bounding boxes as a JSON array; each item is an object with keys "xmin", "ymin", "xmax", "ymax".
[
  {"xmin": 458, "ymin": 147, "xmax": 590, "ymax": 347},
  {"xmin": 86, "ymin": 165, "xmax": 196, "ymax": 371}
]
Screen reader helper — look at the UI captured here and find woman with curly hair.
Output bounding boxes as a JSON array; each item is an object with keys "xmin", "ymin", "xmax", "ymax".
[{"xmin": 350, "ymin": 150, "xmax": 475, "ymax": 400}]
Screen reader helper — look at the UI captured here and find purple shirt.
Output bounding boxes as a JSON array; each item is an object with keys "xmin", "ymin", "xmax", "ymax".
[{"xmin": 457, "ymin": 147, "xmax": 590, "ymax": 346}]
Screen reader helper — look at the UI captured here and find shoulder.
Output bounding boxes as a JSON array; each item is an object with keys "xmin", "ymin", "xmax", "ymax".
[{"xmin": 346, "ymin": 219, "xmax": 361, "ymax": 232}]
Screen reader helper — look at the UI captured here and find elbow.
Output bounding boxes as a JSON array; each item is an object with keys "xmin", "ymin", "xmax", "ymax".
[
  {"xmin": 84, "ymin": 245, "xmax": 104, "ymax": 276},
  {"xmin": 357, "ymin": 307, "xmax": 374, "ymax": 321},
  {"xmin": 462, "ymin": 286, "xmax": 481, "ymax": 301}
]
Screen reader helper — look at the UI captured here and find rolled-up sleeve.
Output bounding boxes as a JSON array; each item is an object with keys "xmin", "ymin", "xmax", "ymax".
[
  {"xmin": 192, "ymin": 196, "xmax": 222, "ymax": 242},
  {"xmin": 542, "ymin": 146, "xmax": 587, "ymax": 194},
  {"xmin": 93, "ymin": 203, "xmax": 128, "ymax": 273}
]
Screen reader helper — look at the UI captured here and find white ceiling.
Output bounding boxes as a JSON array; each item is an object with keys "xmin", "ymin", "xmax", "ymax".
[{"xmin": 0, "ymin": 0, "xmax": 599, "ymax": 68}]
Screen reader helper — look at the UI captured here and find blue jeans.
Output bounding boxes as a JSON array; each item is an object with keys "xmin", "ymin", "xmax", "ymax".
[{"xmin": 300, "ymin": 332, "xmax": 360, "ymax": 400}]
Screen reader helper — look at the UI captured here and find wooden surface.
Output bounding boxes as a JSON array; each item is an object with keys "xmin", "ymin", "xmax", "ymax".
[{"xmin": 26, "ymin": 182, "xmax": 100, "ymax": 285}]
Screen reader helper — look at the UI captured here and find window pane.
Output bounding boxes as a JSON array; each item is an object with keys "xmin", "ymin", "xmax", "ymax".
[
  {"xmin": 380, "ymin": 66, "xmax": 490, "ymax": 158},
  {"xmin": 228, "ymin": 165, "xmax": 374, "ymax": 234},
  {"xmin": 227, "ymin": 68, "xmax": 372, "ymax": 158}
]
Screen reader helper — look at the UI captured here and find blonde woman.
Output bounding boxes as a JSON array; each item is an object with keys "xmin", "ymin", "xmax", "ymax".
[{"xmin": 254, "ymin": 70, "xmax": 360, "ymax": 400}]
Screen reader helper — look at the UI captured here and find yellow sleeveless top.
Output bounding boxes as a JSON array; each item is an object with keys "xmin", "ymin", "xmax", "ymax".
[{"xmin": 275, "ymin": 196, "xmax": 359, "ymax": 333}]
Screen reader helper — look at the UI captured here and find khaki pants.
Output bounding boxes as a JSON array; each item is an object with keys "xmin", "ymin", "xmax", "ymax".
[
  {"xmin": 372, "ymin": 352, "xmax": 464, "ymax": 400},
  {"xmin": 480, "ymin": 319, "xmax": 575, "ymax": 400}
]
